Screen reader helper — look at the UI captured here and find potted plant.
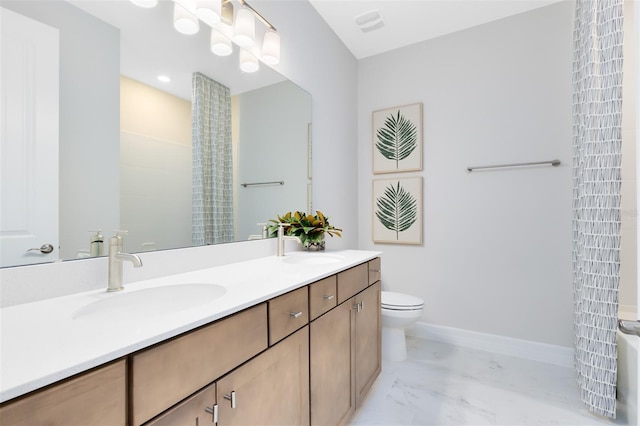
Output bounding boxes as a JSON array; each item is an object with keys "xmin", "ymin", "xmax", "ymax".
[{"xmin": 268, "ymin": 211, "xmax": 342, "ymax": 250}]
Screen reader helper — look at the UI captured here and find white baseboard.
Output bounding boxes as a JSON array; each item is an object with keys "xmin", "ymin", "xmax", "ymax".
[{"xmin": 406, "ymin": 321, "xmax": 574, "ymax": 368}]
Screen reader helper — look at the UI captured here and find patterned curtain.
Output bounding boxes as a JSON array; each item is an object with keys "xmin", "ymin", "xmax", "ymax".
[
  {"xmin": 192, "ymin": 72, "xmax": 234, "ymax": 245},
  {"xmin": 572, "ymin": 0, "xmax": 624, "ymax": 419}
]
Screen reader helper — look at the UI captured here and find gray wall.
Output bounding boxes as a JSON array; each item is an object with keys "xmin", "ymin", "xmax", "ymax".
[
  {"xmin": 234, "ymin": 81, "xmax": 311, "ymax": 241},
  {"xmin": 258, "ymin": 1, "xmax": 358, "ymax": 249},
  {"xmin": 357, "ymin": 2, "xmax": 575, "ymax": 346},
  {"xmin": 2, "ymin": 1, "xmax": 120, "ymax": 259}
]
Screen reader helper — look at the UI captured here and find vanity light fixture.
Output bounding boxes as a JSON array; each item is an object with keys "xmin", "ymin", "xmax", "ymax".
[
  {"xmin": 210, "ymin": 29, "xmax": 233, "ymax": 56},
  {"xmin": 261, "ymin": 28, "xmax": 280, "ymax": 65},
  {"xmin": 131, "ymin": 0, "xmax": 280, "ymax": 69},
  {"xmin": 173, "ymin": 0, "xmax": 200, "ymax": 35},
  {"xmin": 239, "ymin": 49, "xmax": 259, "ymax": 73},
  {"xmin": 233, "ymin": 5, "xmax": 255, "ymax": 47},
  {"xmin": 195, "ymin": 0, "xmax": 222, "ymax": 25},
  {"xmin": 130, "ymin": 0, "xmax": 158, "ymax": 8}
]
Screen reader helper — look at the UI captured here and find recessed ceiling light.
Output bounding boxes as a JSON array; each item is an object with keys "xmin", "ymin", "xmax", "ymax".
[{"xmin": 157, "ymin": 75, "xmax": 171, "ymax": 83}]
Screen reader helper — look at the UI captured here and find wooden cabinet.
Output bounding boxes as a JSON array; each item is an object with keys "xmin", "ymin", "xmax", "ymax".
[
  {"xmin": 309, "ymin": 275, "xmax": 337, "ymax": 320},
  {"xmin": 147, "ymin": 327, "xmax": 309, "ymax": 426},
  {"xmin": 354, "ymin": 282, "xmax": 382, "ymax": 406},
  {"xmin": 310, "ymin": 300, "xmax": 355, "ymax": 426},
  {"xmin": 218, "ymin": 326, "xmax": 310, "ymax": 426},
  {"xmin": 310, "ymin": 258, "xmax": 381, "ymax": 426},
  {"xmin": 0, "ymin": 360, "xmax": 126, "ymax": 426},
  {"xmin": 337, "ymin": 263, "xmax": 368, "ymax": 304},
  {"xmin": 131, "ymin": 304, "xmax": 268, "ymax": 425},
  {"xmin": 368, "ymin": 257, "xmax": 381, "ymax": 285},
  {"xmin": 268, "ymin": 286, "xmax": 308, "ymax": 345},
  {"xmin": 146, "ymin": 383, "xmax": 216, "ymax": 426}
]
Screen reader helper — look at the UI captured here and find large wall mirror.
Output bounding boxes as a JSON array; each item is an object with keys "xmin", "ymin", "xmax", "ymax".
[{"xmin": 1, "ymin": 0, "xmax": 311, "ymax": 268}]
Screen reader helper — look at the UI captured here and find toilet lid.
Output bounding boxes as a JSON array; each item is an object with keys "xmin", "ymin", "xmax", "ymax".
[{"xmin": 381, "ymin": 291, "xmax": 424, "ymax": 309}]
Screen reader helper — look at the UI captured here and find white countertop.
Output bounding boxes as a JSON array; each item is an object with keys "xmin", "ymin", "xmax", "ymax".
[{"xmin": 0, "ymin": 250, "xmax": 380, "ymax": 403}]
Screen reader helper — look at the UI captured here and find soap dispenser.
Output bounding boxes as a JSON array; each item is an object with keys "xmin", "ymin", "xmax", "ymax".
[{"xmin": 89, "ymin": 229, "xmax": 104, "ymax": 257}]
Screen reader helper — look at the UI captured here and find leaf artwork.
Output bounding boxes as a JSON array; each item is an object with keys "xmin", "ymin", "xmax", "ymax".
[
  {"xmin": 375, "ymin": 110, "xmax": 418, "ymax": 169},
  {"xmin": 375, "ymin": 181, "xmax": 418, "ymax": 240}
]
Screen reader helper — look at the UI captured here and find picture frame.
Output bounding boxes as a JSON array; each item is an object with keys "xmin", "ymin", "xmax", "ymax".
[
  {"xmin": 372, "ymin": 177, "xmax": 422, "ymax": 245},
  {"xmin": 372, "ymin": 103, "xmax": 423, "ymax": 174}
]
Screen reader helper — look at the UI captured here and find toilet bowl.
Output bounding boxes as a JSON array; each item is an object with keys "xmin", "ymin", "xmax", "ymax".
[{"xmin": 381, "ymin": 291, "xmax": 424, "ymax": 362}]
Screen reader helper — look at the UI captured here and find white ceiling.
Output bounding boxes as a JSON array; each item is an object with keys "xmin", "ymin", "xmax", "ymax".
[{"xmin": 308, "ymin": 0, "xmax": 564, "ymax": 59}]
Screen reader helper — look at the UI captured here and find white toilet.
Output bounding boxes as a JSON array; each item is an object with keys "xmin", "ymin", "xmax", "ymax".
[{"xmin": 381, "ymin": 291, "xmax": 424, "ymax": 362}]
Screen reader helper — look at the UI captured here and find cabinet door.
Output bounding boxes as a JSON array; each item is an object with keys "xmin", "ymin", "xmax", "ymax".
[
  {"xmin": 131, "ymin": 304, "xmax": 267, "ymax": 425},
  {"xmin": 217, "ymin": 326, "xmax": 309, "ymax": 426},
  {"xmin": 354, "ymin": 282, "xmax": 381, "ymax": 407},
  {"xmin": 310, "ymin": 301, "xmax": 355, "ymax": 426},
  {"xmin": 0, "ymin": 360, "xmax": 126, "ymax": 426},
  {"xmin": 146, "ymin": 383, "xmax": 216, "ymax": 426}
]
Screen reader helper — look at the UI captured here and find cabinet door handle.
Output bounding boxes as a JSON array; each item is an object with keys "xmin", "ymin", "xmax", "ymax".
[
  {"xmin": 352, "ymin": 302, "xmax": 362, "ymax": 313},
  {"xmin": 205, "ymin": 404, "xmax": 218, "ymax": 423},
  {"xmin": 323, "ymin": 294, "xmax": 334, "ymax": 300},
  {"xmin": 289, "ymin": 311, "xmax": 303, "ymax": 319},
  {"xmin": 369, "ymin": 269, "xmax": 380, "ymax": 273},
  {"xmin": 224, "ymin": 391, "xmax": 236, "ymax": 408}
]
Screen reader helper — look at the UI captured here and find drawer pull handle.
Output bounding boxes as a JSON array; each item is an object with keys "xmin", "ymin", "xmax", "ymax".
[
  {"xmin": 205, "ymin": 404, "xmax": 219, "ymax": 422},
  {"xmin": 323, "ymin": 295, "xmax": 335, "ymax": 300},
  {"xmin": 369, "ymin": 269, "xmax": 380, "ymax": 273},
  {"xmin": 289, "ymin": 311, "xmax": 303, "ymax": 319},
  {"xmin": 224, "ymin": 391, "xmax": 236, "ymax": 408}
]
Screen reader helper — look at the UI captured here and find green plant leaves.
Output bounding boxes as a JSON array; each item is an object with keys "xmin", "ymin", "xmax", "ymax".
[
  {"xmin": 375, "ymin": 181, "xmax": 417, "ymax": 240},
  {"xmin": 267, "ymin": 210, "xmax": 342, "ymax": 242},
  {"xmin": 376, "ymin": 110, "xmax": 418, "ymax": 169}
]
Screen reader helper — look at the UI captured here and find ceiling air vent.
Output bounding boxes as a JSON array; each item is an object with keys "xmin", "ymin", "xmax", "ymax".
[{"xmin": 354, "ymin": 9, "xmax": 384, "ymax": 33}]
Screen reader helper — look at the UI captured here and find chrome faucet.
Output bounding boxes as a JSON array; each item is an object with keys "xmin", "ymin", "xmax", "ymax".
[
  {"xmin": 276, "ymin": 223, "xmax": 301, "ymax": 256},
  {"xmin": 108, "ymin": 231, "xmax": 142, "ymax": 292}
]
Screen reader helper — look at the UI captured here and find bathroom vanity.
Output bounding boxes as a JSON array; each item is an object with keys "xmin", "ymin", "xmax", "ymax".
[{"xmin": 0, "ymin": 251, "xmax": 381, "ymax": 426}]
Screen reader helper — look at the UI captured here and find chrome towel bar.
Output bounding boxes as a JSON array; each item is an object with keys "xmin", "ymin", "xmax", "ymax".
[
  {"xmin": 466, "ymin": 159, "xmax": 561, "ymax": 172},
  {"xmin": 241, "ymin": 181, "xmax": 284, "ymax": 187},
  {"xmin": 619, "ymin": 319, "xmax": 640, "ymax": 337}
]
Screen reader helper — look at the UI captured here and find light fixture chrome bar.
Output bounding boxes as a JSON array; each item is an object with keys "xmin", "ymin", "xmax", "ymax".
[
  {"xmin": 466, "ymin": 159, "xmax": 561, "ymax": 173},
  {"xmin": 238, "ymin": 0, "xmax": 276, "ymax": 30},
  {"xmin": 241, "ymin": 180, "xmax": 284, "ymax": 187}
]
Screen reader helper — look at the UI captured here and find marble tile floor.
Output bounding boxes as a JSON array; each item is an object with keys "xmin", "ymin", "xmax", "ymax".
[{"xmin": 350, "ymin": 337, "xmax": 628, "ymax": 426}]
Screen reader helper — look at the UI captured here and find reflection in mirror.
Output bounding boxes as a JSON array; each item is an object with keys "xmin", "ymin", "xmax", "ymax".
[{"xmin": 0, "ymin": 0, "xmax": 311, "ymax": 268}]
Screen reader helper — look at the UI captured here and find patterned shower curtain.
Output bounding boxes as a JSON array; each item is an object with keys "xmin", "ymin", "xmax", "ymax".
[
  {"xmin": 192, "ymin": 72, "xmax": 234, "ymax": 245},
  {"xmin": 572, "ymin": 0, "xmax": 624, "ymax": 419}
]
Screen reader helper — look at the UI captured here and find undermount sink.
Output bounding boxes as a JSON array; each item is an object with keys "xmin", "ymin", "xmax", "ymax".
[
  {"xmin": 283, "ymin": 253, "xmax": 344, "ymax": 266},
  {"xmin": 72, "ymin": 283, "xmax": 226, "ymax": 322}
]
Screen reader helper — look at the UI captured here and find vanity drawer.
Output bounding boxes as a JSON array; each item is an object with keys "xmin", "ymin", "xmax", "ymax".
[
  {"xmin": 337, "ymin": 263, "xmax": 368, "ymax": 304},
  {"xmin": 0, "ymin": 359, "xmax": 126, "ymax": 426},
  {"xmin": 309, "ymin": 275, "xmax": 337, "ymax": 320},
  {"xmin": 131, "ymin": 304, "xmax": 268, "ymax": 426},
  {"xmin": 368, "ymin": 257, "xmax": 381, "ymax": 285},
  {"xmin": 269, "ymin": 286, "xmax": 309, "ymax": 345}
]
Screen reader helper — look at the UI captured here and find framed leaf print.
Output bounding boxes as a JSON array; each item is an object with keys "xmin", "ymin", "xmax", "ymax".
[
  {"xmin": 372, "ymin": 103, "xmax": 423, "ymax": 174},
  {"xmin": 372, "ymin": 177, "xmax": 422, "ymax": 245}
]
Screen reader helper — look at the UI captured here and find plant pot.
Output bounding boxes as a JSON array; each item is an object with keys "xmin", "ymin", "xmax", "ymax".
[{"xmin": 303, "ymin": 239, "xmax": 325, "ymax": 251}]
